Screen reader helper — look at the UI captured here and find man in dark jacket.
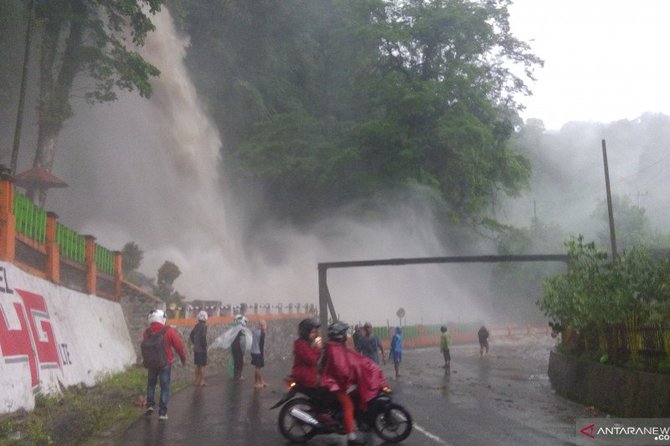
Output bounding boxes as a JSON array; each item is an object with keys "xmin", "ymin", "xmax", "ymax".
[
  {"xmin": 189, "ymin": 310, "xmax": 208, "ymax": 386},
  {"xmin": 144, "ymin": 309, "xmax": 186, "ymax": 420}
]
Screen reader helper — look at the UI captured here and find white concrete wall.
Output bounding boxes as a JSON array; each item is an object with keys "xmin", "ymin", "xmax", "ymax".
[{"xmin": 0, "ymin": 261, "xmax": 136, "ymax": 414}]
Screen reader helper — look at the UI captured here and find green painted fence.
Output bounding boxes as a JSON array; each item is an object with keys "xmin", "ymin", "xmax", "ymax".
[
  {"xmin": 14, "ymin": 192, "xmax": 46, "ymax": 244},
  {"xmin": 95, "ymin": 244, "xmax": 115, "ymax": 275},
  {"xmin": 13, "ymin": 191, "xmax": 116, "ymax": 274}
]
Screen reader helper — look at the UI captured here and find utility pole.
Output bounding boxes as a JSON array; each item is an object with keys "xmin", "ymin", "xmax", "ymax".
[
  {"xmin": 601, "ymin": 139, "xmax": 618, "ymax": 259},
  {"xmin": 11, "ymin": 0, "xmax": 35, "ymax": 175}
]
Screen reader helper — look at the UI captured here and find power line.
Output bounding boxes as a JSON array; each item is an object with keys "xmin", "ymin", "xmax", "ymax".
[{"xmin": 617, "ymin": 150, "xmax": 670, "ymax": 182}]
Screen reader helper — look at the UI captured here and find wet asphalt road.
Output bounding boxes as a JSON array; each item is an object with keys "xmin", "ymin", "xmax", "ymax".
[{"xmin": 122, "ymin": 335, "xmax": 590, "ymax": 445}]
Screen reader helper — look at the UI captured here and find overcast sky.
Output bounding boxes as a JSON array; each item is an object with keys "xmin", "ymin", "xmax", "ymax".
[{"xmin": 508, "ymin": 0, "xmax": 670, "ymax": 130}]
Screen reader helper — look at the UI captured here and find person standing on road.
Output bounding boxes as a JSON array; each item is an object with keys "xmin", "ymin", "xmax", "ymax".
[
  {"xmin": 389, "ymin": 326, "xmax": 402, "ymax": 379},
  {"xmin": 440, "ymin": 325, "xmax": 451, "ymax": 372},
  {"xmin": 352, "ymin": 324, "xmax": 362, "ymax": 352},
  {"xmin": 251, "ymin": 319, "xmax": 268, "ymax": 388},
  {"xmin": 189, "ymin": 310, "xmax": 208, "ymax": 386},
  {"xmin": 478, "ymin": 325, "xmax": 490, "ymax": 358},
  {"xmin": 142, "ymin": 309, "xmax": 186, "ymax": 421},
  {"xmin": 211, "ymin": 314, "xmax": 251, "ymax": 379},
  {"xmin": 358, "ymin": 322, "xmax": 385, "ymax": 365},
  {"xmin": 231, "ymin": 314, "xmax": 249, "ymax": 381}
]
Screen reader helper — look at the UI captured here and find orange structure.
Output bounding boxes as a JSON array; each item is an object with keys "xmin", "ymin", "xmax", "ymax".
[{"xmin": 0, "ymin": 174, "xmax": 123, "ymax": 301}]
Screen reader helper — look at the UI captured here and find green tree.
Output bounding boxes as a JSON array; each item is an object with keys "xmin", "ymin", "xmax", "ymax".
[
  {"xmin": 352, "ymin": 0, "xmax": 539, "ymax": 221},
  {"xmin": 174, "ymin": 0, "xmax": 540, "ymax": 225},
  {"xmin": 156, "ymin": 260, "xmax": 181, "ymax": 303},
  {"xmin": 539, "ymin": 236, "xmax": 670, "ymax": 331},
  {"xmin": 27, "ymin": 0, "xmax": 164, "ymax": 206},
  {"xmin": 593, "ymin": 195, "xmax": 670, "ymax": 251},
  {"xmin": 121, "ymin": 241, "xmax": 144, "ymax": 277}
]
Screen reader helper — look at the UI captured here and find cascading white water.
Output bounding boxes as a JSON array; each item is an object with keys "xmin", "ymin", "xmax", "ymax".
[{"xmin": 51, "ymin": 8, "xmax": 495, "ymax": 325}]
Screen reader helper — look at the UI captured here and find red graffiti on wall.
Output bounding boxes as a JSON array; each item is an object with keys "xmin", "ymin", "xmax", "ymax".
[{"xmin": 0, "ymin": 271, "xmax": 61, "ymax": 389}]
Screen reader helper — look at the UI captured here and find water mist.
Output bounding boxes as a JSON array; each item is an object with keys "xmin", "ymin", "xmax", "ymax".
[{"xmin": 50, "ymin": 8, "xmax": 499, "ymax": 327}]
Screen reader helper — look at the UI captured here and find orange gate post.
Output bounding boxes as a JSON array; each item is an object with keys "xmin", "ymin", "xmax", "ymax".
[
  {"xmin": 84, "ymin": 235, "xmax": 96, "ymax": 294},
  {"xmin": 0, "ymin": 176, "xmax": 15, "ymax": 262}
]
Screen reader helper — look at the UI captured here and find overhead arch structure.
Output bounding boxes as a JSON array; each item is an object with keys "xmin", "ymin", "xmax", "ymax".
[{"xmin": 317, "ymin": 254, "xmax": 569, "ymax": 329}]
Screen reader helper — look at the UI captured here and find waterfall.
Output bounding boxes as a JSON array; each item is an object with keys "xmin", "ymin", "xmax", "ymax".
[{"xmin": 50, "ymin": 8, "xmax": 492, "ymax": 325}]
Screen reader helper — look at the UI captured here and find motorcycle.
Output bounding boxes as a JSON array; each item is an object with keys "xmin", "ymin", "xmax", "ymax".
[{"xmin": 271, "ymin": 377, "xmax": 413, "ymax": 444}]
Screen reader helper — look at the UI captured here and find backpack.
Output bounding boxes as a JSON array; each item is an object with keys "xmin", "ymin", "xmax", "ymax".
[{"xmin": 141, "ymin": 326, "xmax": 169, "ymax": 369}]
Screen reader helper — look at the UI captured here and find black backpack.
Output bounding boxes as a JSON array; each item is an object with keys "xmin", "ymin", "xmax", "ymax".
[{"xmin": 141, "ymin": 326, "xmax": 169, "ymax": 369}]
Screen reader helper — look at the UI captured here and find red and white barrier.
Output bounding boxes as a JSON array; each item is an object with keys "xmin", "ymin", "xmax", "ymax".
[{"xmin": 0, "ymin": 261, "xmax": 135, "ymax": 414}]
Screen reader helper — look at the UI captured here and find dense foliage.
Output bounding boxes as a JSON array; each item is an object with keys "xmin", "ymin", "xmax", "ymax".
[
  {"xmin": 592, "ymin": 195, "xmax": 670, "ymax": 252},
  {"xmin": 3, "ymin": 0, "xmax": 165, "ymax": 206},
  {"xmin": 155, "ymin": 260, "xmax": 183, "ymax": 304},
  {"xmin": 539, "ymin": 236, "xmax": 670, "ymax": 330},
  {"xmin": 170, "ymin": 0, "xmax": 541, "ymax": 224},
  {"xmin": 3, "ymin": 0, "xmax": 542, "ymax": 226},
  {"xmin": 538, "ymin": 236, "xmax": 670, "ymax": 370}
]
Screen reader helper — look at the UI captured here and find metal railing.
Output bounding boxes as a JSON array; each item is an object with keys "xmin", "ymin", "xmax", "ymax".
[
  {"xmin": 95, "ymin": 244, "xmax": 115, "ymax": 275},
  {"xmin": 13, "ymin": 190, "xmax": 117, "ymax": 273},
  {"xmin": 4, "ymin": 187, "xmax": 121, "ymax": 299},
  {"xmin": 56, "ymin": 222, "xmax": 86, "ymax": 264},
  {"xmin": 14, "ymin": 192, "xmax": 46, "ymax": 244}
]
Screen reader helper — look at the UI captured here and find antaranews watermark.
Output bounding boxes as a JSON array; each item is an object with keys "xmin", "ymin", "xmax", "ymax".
[{"xmin": 577, "ymin": 419, "xmax": 670, "ymax": 445}]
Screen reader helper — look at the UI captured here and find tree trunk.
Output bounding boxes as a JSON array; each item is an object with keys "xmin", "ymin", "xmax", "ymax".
[
  {"xmin": 28, "ymin": 133, "xmax": 57, "ymax": 207},
  {"xmin": 29, "ymin": 3, "xmax": 85, "ymax": 207}
]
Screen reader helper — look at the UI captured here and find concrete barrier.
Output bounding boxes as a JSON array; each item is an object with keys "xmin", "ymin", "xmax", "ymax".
[
  {"xmin": 0, "ymin": 261, "xmax": 136, "ymax": 414},
  {"xmin": 548, "ymin": 349, "xmax": 670, "ymax": 417}
]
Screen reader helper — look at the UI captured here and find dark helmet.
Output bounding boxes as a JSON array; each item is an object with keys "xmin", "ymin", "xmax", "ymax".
[
  {"xmin": 440, "ymin": 325, "xmax": 447, "ymax": 333},
  {"xmin": 298, "ymin": 318, "xmax": 320, "ymax": 340},
  {"xmin": 327, "ymin": 321, "xmax": 350, "ymax": 342}
]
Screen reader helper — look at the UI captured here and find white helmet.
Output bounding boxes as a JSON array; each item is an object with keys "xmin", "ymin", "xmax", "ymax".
[
  {"xmin": 197, "ymin": 310, "xmax": 208, "ymax": 322},
  {"xmin": 234, "ymin": 314, "xmax": 247, "ymax": 326},
  {"xmin": 148, "ymin": 309, "xmax": 166, "ymax": 325}
]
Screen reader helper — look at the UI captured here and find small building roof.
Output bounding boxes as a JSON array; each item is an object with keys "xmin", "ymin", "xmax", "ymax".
[{"xmin": 14, "ymin": 166, "xmax": 68, "ymax": 189}]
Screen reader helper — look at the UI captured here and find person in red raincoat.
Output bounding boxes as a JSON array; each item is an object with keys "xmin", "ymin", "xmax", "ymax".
[
  {"xmin": 291, "ymin": 318, "xmax": 322, "ymax": 388},
  {"xmin": 320, "ymin": 321, "xmax": 387, "ymax": 445}
]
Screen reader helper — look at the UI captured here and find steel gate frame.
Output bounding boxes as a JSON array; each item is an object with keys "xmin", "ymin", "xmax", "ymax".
[{"xmin": 317, "ymin": 254, "xmax": 569, "ymax": 329}]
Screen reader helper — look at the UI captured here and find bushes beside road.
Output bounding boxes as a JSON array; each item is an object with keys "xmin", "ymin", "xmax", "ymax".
[{"xmin": 539, "ymin": 236, "xmax": 670, "ymax": 373}]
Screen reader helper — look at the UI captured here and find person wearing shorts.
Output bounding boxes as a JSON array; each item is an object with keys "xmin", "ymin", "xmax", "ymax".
[
  {"xmin": 251, "ymin": 320, "xmax": 268, "ymax": 388},
  {"xmin": 189, "ymin": 310, "xmax": 208, "ymax": 386}
]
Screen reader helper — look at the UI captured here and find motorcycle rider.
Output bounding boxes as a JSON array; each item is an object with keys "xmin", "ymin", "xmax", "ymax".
[{"xmin": 320, "ymin": 321, "xmax": 367, "ymax": 445}]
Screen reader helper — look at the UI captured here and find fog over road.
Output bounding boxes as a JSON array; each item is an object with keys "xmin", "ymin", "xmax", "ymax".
[{"xmin": 123, "ymin": 334, "xmax": 590, "ymax": 445}]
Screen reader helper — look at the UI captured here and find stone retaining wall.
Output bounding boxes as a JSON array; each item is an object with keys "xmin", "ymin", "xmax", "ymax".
[
  {"xmin": 118, "ymin": 282, "xmax": 165, "ymax": 359},
  {"xmin": 548, "ymin": 349, "xmax": 670, "ymax": 416}
]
